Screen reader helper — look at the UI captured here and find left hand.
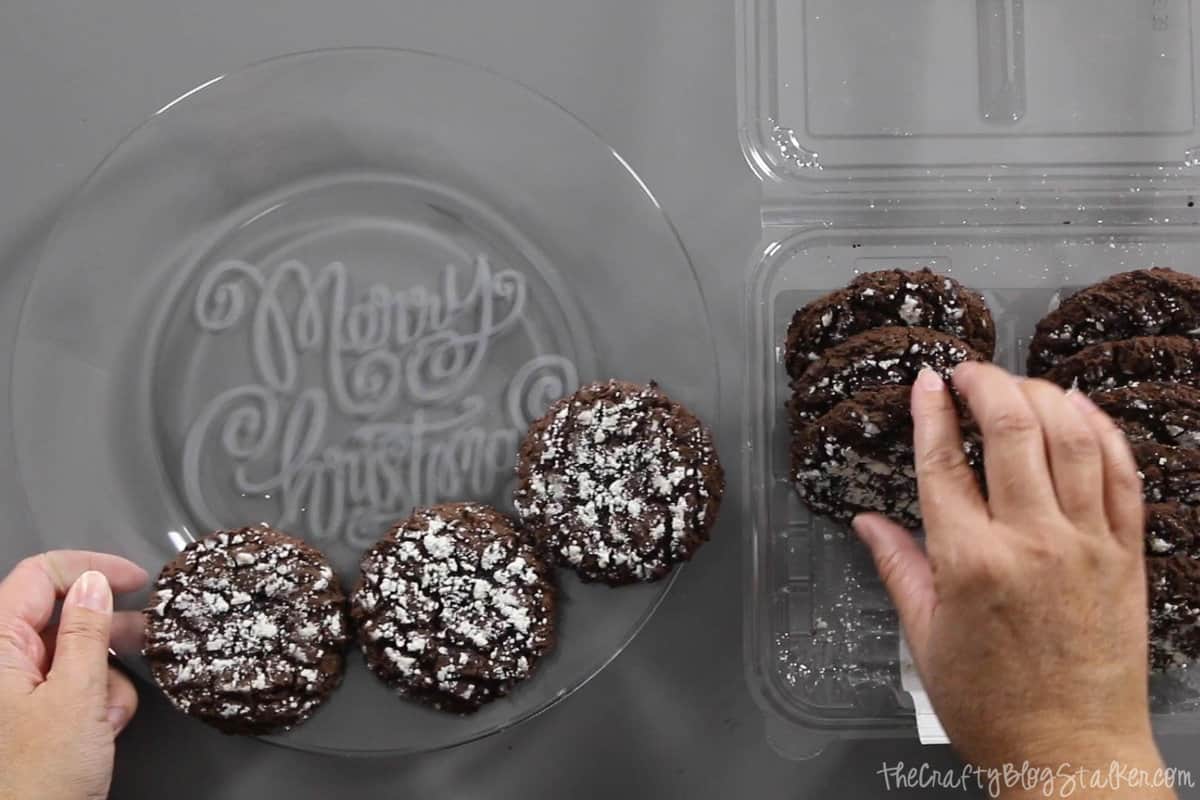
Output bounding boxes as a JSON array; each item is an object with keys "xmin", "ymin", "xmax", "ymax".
[{"xmin": 0, "ymin": 551, "xmax": 148, "ymax": 800}]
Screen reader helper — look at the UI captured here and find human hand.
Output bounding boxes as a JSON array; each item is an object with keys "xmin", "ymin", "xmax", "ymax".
[
  {"xmin": 854, "ymin": 363, "xmax": 1174, "ymax": 799},
  {"xmin": 0, "ymin": 552, "xmax": 148, "ymax": 800}
]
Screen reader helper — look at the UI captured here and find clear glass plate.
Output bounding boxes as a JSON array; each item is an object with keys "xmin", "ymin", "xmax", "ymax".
[{"xmin": 12, "ymin": 48, "xmax": 718, "ymax": 755}]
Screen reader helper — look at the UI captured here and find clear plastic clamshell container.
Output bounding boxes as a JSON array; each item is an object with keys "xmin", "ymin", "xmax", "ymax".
[{"xmin": 740, "ymin": 0, "xmax": 1200, "ymax": 759}]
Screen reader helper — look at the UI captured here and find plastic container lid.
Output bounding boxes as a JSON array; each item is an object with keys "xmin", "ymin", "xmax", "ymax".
[
  {"xmin": 739, "ymin": 0, "xmax": 1200, "ymax": 203},
  {"xmin": 740, "ymin": 0, "xmax": 1200, "ymax": 759}
]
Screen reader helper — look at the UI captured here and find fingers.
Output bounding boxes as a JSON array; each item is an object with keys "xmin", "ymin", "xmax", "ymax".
[
  {"xmin": 0, "ymin": 618, "xmax": 47, "ymax": 693},
  {"xmin": 106, "ymin": 666, "xmax": 139, "ymax": 735},
  {"xmin": 37, "ymin": 611, "xmax": 147, "ymax": 671},
  {"xmin": 1069, "ymin": 391, "xmax": 1146, "ymax": 548},
  {"xmin": 910, "ymin": 369, "xmax": 988, "ymax": 550},
  {"xmin": 47, "ymin": 571, "xmax": 113, "ymax": 702},
  {"xmin": 0, "ymin": 553, "xmax": 145, "ymax": 699},
  {"xmin": 953, "ymin": 362, "xmax": 1059, "ymax": 521},
  {"xmin": 852, "ymin": 514, "xmax": 937, "ymax": 657},
  {"xmin": 0, "ymin": 551, "xmax": 147, "ymax": 632},
  {"xmin": 1020, "ymin": 381, "xmax": 1108, "ymax": 533}
]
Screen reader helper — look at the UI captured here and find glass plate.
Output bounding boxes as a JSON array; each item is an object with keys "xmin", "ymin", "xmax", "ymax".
[{"xmin": 12, "ymin": 48, "xmax": 717, "ymax": 755}]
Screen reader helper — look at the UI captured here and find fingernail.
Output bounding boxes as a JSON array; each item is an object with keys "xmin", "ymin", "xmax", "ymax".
[
  {"xmin": 915, "ymin": 368, "xmax": 944, "ymax": 392},
  {"xmin": 67, "ymin": 570, "xmax": 112, "ymax": 613},
  {"xmin": 851, "ymin": 514, "xmax": 875, "ymax": 543},
  {"xmin": 1068, "ymin": 389, "xmax": 1099, "ymax": 415},
  {"xmin": 106, "ymin": 705, "xmax": 128, "ymax": 732}
]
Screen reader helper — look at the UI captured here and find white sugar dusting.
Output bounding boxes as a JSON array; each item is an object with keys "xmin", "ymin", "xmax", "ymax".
[
  {"xmin": 898, "ymin": 295, "xmax": 922, "ymax": 325},
  {"xmin": 151, "ymin": 589, "xmax": 173, "ymax": 616},
  {"xmin": 423, "ymin": 534, "xmax": 455, "ymax": 560}
]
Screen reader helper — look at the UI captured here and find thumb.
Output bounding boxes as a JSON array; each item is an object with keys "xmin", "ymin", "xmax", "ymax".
[
  {"xmin": 49, "ymin": 570, "xmax": 113, "ymax": 701},
  {"xmin": 852, "ymin": 514, "xmax": 936, "ymax": 659}
]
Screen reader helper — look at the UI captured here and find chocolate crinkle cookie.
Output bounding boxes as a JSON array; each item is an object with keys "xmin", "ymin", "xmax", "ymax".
[
  {"xmin": 1091, "ymin": 383, "xmax": 1200, "ymax": 449},
  {"xmin": 1145, "ymin": 503, "xmax": 1200, "ymax": 558},
  {"xmin": 788, "ymin": 327, "xmax": 988, "ymax": 426},
  {"xmin": 1147, "ymin": 554, "xmax": 1200, "ymax": 672},
  {"xmin": 1134, "ymin": 444, "xmax": 1200, "ymax": 506},
  {"xmin": 351, "ymin": 503, "xmax": 556, "ymax": 713},
  {"xmin": 142, "ymin": 525, "xmax": 349, "ymax": 735},
  {"xmin": 791, "ymin": 385, "xmax": 983, "ymax": 528},
  {"xmin": 784, "ymin": 268, "xmax": 994, "ymax": 378},
  {"xmin": 1028, "ymin": 268, "xmax": 1200, "ymax": 376},
  {"xmin": 1040, "ymin": 336, "xmax": 1200, "ymax": 394},
  {"xmin": 514, "ymin": 380, "xmax": 724, "ymax": 585}
]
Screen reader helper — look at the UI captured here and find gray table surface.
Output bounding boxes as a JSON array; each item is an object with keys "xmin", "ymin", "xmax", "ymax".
[{"xmin": 0, "ymin": 1, "xmax": 1196, "ymax": 797}]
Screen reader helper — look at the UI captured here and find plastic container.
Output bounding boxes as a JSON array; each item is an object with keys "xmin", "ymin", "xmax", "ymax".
[{"xmin": 740, "ymin": 0, "xmax": 1200, "ymax": 759}]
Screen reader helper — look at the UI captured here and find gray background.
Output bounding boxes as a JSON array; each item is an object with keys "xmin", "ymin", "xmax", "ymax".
[{"xmin": 0, "ymin": 1, "xmax": 1195, "ymax": 797}]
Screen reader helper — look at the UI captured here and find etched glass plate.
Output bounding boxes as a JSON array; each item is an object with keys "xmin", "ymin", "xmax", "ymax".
[{"xmin": 12, "ymin": 49, "xmax": 717, "ymax": 755}]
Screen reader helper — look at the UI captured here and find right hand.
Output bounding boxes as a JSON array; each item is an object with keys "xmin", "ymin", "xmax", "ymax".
[{"xmin": 854, "ymin": 363, "xmax": 1175, "ymax": 799}]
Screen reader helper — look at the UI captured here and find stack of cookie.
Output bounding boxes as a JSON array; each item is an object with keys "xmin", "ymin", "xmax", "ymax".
[
  {"xmin": 785, "ymin": 268, "xmax": 995, "ymax": 528},
  {"xmin": 1030, "ymin": 267, "xmax": 1200, "ymax": 671}
]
